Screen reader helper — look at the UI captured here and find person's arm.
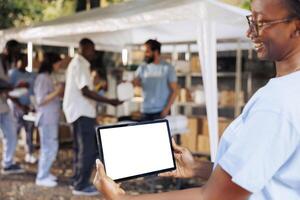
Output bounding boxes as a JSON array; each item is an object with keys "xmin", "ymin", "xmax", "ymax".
[
  {"xmin": 34, "ymin": 75, "xmax": 63, "ymax": 107},
  {"xmin": 132, "ymin": 65, "xmax": 142, "ymax": 87},
  {"xmin": 81, "ymin": 86, "xmax": 122, "ymax": 106},
  {"xmin": 73, "ymin": 63, "xmax": 122, "ymax": 106},
  {"xmin": 38, "ymin": 84, "xmax": 63, "ymax": 106},
  {"xmin": 125, "ymin": 166, "xmax": 250, "ymax": 200},
  {"xmin": 160, "ymin": 82, "xmax": 178, "ymax": 118},
  {"xmin": 94, "ymin": 159, "xmax": 251, "ymax": 200}
]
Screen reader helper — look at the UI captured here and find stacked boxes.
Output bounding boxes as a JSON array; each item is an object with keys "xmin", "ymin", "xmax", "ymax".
[
  {"xmin": 197, "ymin": 135, "xmax": 210, "ymax": 154},
  {"xmin": 190, "ymin": 56, "xmax": 201, "ymax": 73},
  {"xmin": 219, "ymin": 90, "xmax": 245, "ymax": 108},
  {"xmin": 181, "ymin": 117, "xmax": 202, "ymax": 152},
  {"xmin": 181, "ymin": 117, "xmax": 232, "ymax": 154},
  {"xmin": 96, "ymin": 115, "xmax": 118, "ymax": 125},
  {"xmin": 219, "ymin": 90, "xmax": 235, "ymax": 107}
]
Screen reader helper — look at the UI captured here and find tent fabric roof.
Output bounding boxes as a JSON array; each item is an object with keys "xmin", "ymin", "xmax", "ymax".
[{"xmin": 1, "ymin": 0, "xmax": 250, "ymax": 51}]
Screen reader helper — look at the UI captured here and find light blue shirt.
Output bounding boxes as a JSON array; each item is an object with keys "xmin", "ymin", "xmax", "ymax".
[
  {"xmin": 135, "ymin": 61, "xmax": 177, "ymax": 114},
  {"xmin": 34, "ymin": 73, "xmax": 60, "ymax": 126},
  {"xmin": 8, "ymin": 68, "xmax": 36, "ymax": 106},
  {"xmin": 215, "ymin": 71, "xmax": 300, "ymax": 199}
]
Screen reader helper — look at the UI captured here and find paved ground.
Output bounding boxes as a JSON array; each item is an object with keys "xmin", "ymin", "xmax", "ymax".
[{"xmin": 0, "ymin": 143, "xmax": 205, "ymax": 200}]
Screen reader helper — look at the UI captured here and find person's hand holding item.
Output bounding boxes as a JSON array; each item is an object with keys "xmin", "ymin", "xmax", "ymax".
[
  {"xmin": 93, "ymin": 159, "xmax": 125, "ymax": 200},
  {"xmin": 160, "ymin": 107, "xmax": 170, "ymax": 118},
  {"xmin": 109, "ymin": 98, "xmax": 123, "ymax": 106},
  {"xmin": 159, "ymin": 139, "xmax": 195, "ymax": 178},
  {"xmin": 16, "ymin": 81, "xmax": 29, "ymax": 88}
]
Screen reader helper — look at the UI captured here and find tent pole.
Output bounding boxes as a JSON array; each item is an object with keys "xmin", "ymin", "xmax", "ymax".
[
  {"xmin": 68, "ymin": 46, "xmax": 75, "ymax": 57},
  {"xmin": 234, "ymin": 39, "xmax": 242, "ymax": 117},
  {"xmin": 27, "ymin": 42, "xmax": 33, "ymax": 72}
]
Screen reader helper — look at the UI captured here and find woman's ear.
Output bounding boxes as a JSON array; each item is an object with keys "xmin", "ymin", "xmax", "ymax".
[
  {"xmin": 294, "ymin": 30, "xmax": 300, "ymax": 37},
  {"xmin": 292, "ymin": 19, "xmax": 300, "ymax": 38}
]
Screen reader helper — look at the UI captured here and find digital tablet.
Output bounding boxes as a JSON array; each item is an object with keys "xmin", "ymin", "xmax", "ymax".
[{"xmin": 96, "ymin": 119, "xmax": 176, "ymax": 182}]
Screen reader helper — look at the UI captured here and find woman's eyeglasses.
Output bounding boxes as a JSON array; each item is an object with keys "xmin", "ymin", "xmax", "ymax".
[{"xmin": 246, "ymin": 15, "xmax": 296, "ymax": 36}]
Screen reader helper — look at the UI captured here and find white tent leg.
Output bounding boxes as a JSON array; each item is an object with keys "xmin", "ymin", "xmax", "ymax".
[
  {"xmin": 68, "ymin": 46, "xmax": 75, "ymax": 57},
  {"xmin": 234, "ymin": 40, "xmax": 243, "ymax": 117},
  {"xmin": 197, "ymin": 21, "xmax": 219, "ymax": 162},
  {"xmin": 27, "ymin": 42, "xmax": 33, "ymax": 72}
]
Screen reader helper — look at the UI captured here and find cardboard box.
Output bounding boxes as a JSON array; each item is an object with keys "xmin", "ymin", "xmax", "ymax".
[
  {"xmin": 181, "ymin": 117, "xmax": 232, "ymax": 153},
  {"xmin": 219, "ymin": 90, "xmax": 235, "ymax": 107},
  {"xmin": 131, "ymin": 50, "xmax": 144, "ymax": 63},
  {"xmin": 175, "ymin": 60, "xmax": 190, "ymax": 74},
  {"xmin": 97, "ymin": 115, "xmax": 118, "ymax": 125},
  {"xmin": 179, "ymin": 88, "xmax": 193, "ymax": 103},
  {"xmin": 218, "ymin": 91, "xmax": 245, "ymax": 107},
  {"xmin": 218, "ymin": 117, "xmax": 232, "ymax": 137},
  {"xmin": 190, "ymin": 56, "xmax": 201, "ymax": 73},
  {"xmin": 200, "ymin": 117, "xmax": 232, "ymax": 138},
  {"xmin": 197, "ymin": 135, "xmax": 210, "ymax": 154},
  {"xmin": 181, "ymin": 117, "xmax": 202, "ymax": 151}
]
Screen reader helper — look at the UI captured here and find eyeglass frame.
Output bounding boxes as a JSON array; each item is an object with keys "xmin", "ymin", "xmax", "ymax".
[{"xmin": 246, "ymin": 15, "xmax": 297, "ymax": 36}]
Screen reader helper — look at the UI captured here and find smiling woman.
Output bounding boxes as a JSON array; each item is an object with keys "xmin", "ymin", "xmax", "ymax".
[{"xmin": 93, "ymin": 0, "xmax": 300, "ymax": 199}]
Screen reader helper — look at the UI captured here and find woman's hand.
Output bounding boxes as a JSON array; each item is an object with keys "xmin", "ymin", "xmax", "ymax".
[
  {"xmin": 54, "ymin": 83, "xmax": 64, "ymax": 96},
  {"xmin": 159, "ymin": 139, "xmax": 195, "ymax": 178},
  {"xmin": 93, "ymin": 159, "xmax": 126, "ymax": 200}
]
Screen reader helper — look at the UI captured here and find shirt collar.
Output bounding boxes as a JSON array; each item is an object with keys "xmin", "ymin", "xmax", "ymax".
[{"xmin": 75, "ymin": 54, "xmax": 90, "ymax": 67}]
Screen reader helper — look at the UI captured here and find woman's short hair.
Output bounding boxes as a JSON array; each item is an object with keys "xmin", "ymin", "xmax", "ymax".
[{"xmin": 284, "ymin": 0, "xmax": 300, "ymax": 18}]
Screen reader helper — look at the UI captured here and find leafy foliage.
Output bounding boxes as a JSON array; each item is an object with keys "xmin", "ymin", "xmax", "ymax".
[
  {"xmin": 0, "ymin": 0, "xmax": 75, "ymax": 29},
  {"xmin": 0, "ymin": 0, "xmax": 44, "ymax": 29},
  {"xmin": 241, "ymin": 0, "xmax": 251, "ymax": 10}
]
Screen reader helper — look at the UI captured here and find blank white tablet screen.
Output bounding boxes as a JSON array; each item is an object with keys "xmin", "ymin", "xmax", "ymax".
[{"xmin": 100, "ymin": 121, "xmax": 174, "ymax": 181}]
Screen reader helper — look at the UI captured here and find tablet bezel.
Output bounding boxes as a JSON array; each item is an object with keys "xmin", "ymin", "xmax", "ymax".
[{"xmin": 95, "ymin": 119, "xmax": 176, "ymax": 182}]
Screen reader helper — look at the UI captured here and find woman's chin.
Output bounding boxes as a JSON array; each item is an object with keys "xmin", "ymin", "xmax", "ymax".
[{"xmin": 256, "ymin": 48, "xmax": 268, "ymax": 60}]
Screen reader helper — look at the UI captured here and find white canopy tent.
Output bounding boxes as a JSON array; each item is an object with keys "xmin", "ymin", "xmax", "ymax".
[{"xmin": 0, "ymin": 0, "xmax": 250, "ymax": 161}]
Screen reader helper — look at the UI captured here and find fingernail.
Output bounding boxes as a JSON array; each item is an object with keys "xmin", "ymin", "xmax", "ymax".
[{"xmin": 96, "ymin": 159, "xmax": 101, "ymax": 165}]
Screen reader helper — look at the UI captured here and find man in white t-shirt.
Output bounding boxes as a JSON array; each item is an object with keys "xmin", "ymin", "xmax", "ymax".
[{"xmin": 63, "ymin": 38, "xmax": 121, "ymax": 196}]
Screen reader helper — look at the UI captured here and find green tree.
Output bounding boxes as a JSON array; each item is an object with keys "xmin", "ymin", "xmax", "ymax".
[
  {"xmin": 241, "ymin": 0, "xmax": 251, "ymax": 10},
  {"xmin": 0, "ymin": 0, "xmax": 44, "ymax": 29},
  {"xmin": 43, "ymin": 0, "xmax": 75, "ymax": 21},
  {"xmin": 0, "ymin": 0, "xmax": 75, "ymax": 30},
  {"xmin": 220, "ymin": 0, "xmax": 250, "ymax": 10}
]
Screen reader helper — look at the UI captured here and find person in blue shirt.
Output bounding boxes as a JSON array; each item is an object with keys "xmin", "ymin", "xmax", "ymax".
[
  {"xmin": 0, "ymin": 40, "xmax": 25, "ymax": 174},
  {"xmin": 133, "ymin": 39, "xmax": 178, "ymax": 121},
  {"xmin": 8, "ymin": 53, "xmax": 37, "ymax": 164},
  {"xmin": 93, "ymin": 0, "xmax": 300, "ymax": 199}
]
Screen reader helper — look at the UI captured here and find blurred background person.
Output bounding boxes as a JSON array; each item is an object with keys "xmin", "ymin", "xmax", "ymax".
[
  {"xmin": 132, "ymin": 39, "xmax": 178, "ymax": 121},
  {"xmin": 0, "ymin": 40, "xmax": 24, "ymax": 174},
  {"xmin": 34, "ymin": 52, "xmax": 64, "ymax": 187},
  {"xmin": 8, "ymin": 53, "xmax": 37, "ymax": 164},
  {"xmin": 63, "ymin": 38, "xmax": 122, "ymax": 196}
]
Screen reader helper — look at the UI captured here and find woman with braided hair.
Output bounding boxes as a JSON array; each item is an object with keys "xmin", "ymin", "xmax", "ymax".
[{"xmin": 93, "ymin": 0, "xmax": 300, "ymax": 199}]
